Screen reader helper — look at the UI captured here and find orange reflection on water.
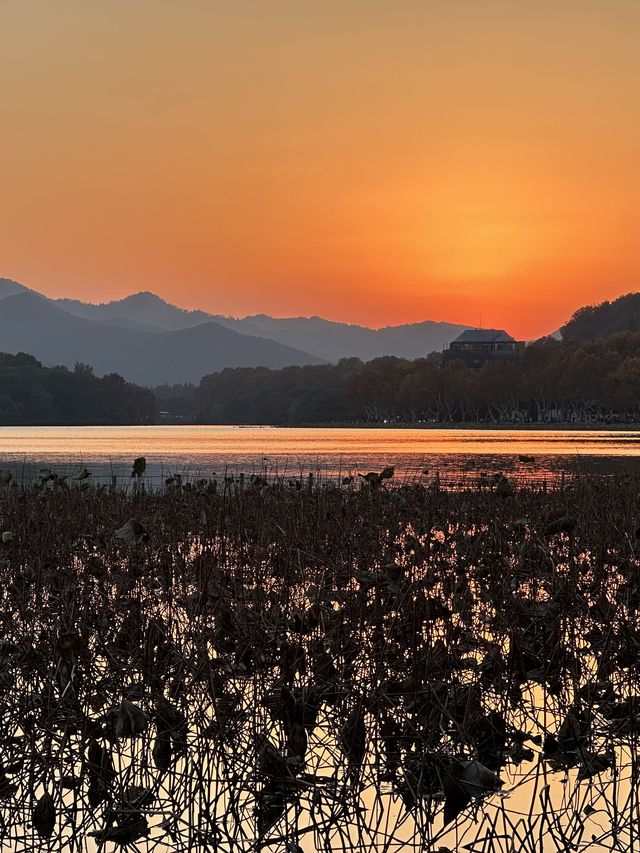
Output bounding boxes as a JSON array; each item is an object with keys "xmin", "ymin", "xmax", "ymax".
[
  {"xmin": 1, "ymin": 426, "xmax": 640, "ymax": 457},
  {"xmin": 1, "ymin": 426, "xmax": 640, "ymax": 482}
]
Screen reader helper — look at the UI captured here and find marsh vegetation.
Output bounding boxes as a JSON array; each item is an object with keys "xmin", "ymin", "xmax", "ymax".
[{"xmin": 0, "ymin": 466, "xmax": 639, "ymax": 850}]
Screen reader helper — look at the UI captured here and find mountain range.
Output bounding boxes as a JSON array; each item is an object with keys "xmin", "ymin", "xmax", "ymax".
[{"xmin": 1, "ymin": 277, "xmax": 472, "ymax": 385}]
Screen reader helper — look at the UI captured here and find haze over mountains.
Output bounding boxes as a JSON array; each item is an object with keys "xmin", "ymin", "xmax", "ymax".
[
  {"xmin": 57, "ymin": 291, "xmax": 470, "ymax": 362},
  {"xmin": 0, "ymin": 278, "xmax": 472, "ymax": 385}
]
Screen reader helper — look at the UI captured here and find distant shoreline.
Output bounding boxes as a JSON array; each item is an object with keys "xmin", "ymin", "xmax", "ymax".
[
  {"xmin": 274, "ymin": 421, "xmax": 640, "ymax": 431},
  {"xmin": 2, "ymin": 420, "xmax": 640, "ymax": 431}
]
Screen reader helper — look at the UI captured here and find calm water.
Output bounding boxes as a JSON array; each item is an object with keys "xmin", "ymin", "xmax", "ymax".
[{"xmin": 1, "ymin": 425, "xmax": 640, "ymax": 483}]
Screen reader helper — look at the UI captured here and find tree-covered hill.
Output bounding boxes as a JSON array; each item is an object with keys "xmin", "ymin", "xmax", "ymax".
[
  {"xmin": 561, "ymin": 292, "xmax": 640, "ymax": 340},
  {"xmin": 0, "ymin": 353, "xmax": 156, "ymax": 424}
]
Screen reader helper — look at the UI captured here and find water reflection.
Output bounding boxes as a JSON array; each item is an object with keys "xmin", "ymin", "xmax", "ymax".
[{"xmin": 2, "ymin": 425, "xmax": 640, "ymax": 484}]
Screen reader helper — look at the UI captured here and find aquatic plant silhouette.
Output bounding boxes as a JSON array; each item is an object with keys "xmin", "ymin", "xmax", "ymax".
[{"xmin": 0, "ymin": 466, "xmax": 639, "ymax": 850}]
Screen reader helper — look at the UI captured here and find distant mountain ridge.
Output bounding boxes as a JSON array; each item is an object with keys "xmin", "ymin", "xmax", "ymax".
[
  {"xmin": 0, "ymin": 277, "xmax": 33, "ymax": 299},
  {"xmin": 56, "ymin": 291, "xmax": 214, "ymax": 334},
  {"xmin": 0, "ymin": 282, "xmax": 323, "ymax": 385},
  {"xmin": 1, "ymin": 276, "xmax": 475, "ymax": 384},
  {"xmin": 56, "ymin": 290, "xmax": 472, "ymax": 361}
]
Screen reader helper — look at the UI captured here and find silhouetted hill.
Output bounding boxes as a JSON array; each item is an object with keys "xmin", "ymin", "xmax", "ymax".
[
  {"xmin": 59, "ymin": 293, "xmax": 471, "ymax": 359},
  {"xmin": 57, "ymin": 291, "xmax": 213, "ymax": 333},
  {"xmin": 0, "ymin": 292, "xmax": 323, "ymax": 384},
  {"xmin": 0, "ymin": 277, "xmax": 31, "ymax": 299},
  {"xmin": 236, "ymin": 314, "xmax": 470, "ymax": 360},
  {"xmin": 561, "ymin": 292, "xmax": 640, "ymax": 340}
]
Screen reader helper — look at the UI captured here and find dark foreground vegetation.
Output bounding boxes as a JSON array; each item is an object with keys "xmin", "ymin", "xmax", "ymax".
[
  {"xmin": 0, "ymin": 353, "xmax": 156, "ymax": 425},
  {"xmin": 156, "ymin": 330, "xmax": 640, "ymax": 424},
  {"xmin": 1, "ymin": 468, "xmax": 640, "ymax": 850}
]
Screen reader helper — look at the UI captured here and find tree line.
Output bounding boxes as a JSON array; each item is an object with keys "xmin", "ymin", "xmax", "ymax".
[
  {"xmin": 5, "ymin": 327, "xmax": 640, "ymax": 426},
  {"xmin": 0, "ymin": 353, "xmax": 156, "ymax": 425},
  {"xmin": 155, "ymin": 331, "xmax": 640, "ymax": 425}
]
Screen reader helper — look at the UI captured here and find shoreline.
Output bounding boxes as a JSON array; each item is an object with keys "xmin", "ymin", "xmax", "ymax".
[
  {"xmin": 278, "ymin": 421, "xmax": 640, "ymax": 431},
  {"xmin": 3, "ymin": 420, "xmax": 640, "ymax": 431}
]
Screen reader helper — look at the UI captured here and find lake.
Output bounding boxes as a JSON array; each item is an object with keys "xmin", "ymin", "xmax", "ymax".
[{"xmin": 2, "ymin": 425, "xmax": 640, "ymax": 483}]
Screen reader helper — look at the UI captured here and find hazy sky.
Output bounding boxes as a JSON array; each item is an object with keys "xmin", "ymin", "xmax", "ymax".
[{"xmin": 1, "ymin": 1, "xmax": 639, "ymax": 337}]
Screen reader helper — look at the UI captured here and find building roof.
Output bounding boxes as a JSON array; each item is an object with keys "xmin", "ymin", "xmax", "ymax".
[{"xmin": 450, "ymin": 328, "xmax": 516, "ymax": 344}]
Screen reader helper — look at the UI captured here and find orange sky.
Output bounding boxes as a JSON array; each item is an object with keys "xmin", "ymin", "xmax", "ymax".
[{"xmin": 1, "ymin": 1, "xmax": 639, "ymax": 338}]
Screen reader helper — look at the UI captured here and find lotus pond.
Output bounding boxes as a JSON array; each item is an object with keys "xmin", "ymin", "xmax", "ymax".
[{"xmin": 0, "ymin": 467, "xmax": 639, "ymax": 851}]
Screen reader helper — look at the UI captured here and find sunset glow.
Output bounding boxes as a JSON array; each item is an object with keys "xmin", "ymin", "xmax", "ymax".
[{"xmin": 1, "ymin": 1, "xmax": 639, "ymax": 337}]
